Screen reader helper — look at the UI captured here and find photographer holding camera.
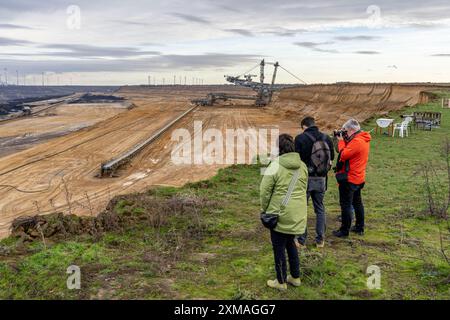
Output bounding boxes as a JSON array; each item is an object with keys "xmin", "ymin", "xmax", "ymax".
[{"xmin": 332, "ymin": 119, "xmax": 371, "ymax": 238}]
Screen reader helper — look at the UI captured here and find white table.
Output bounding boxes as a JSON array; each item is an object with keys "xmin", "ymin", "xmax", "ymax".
[{"xmin": 376, "ymin": 118, "xmax": 395, "ymax": 135}]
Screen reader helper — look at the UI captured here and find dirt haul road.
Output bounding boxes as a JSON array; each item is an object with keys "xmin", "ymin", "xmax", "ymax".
[{"xmin": 0, "ymin": 84, "xmax": 448, "ymax": 238}]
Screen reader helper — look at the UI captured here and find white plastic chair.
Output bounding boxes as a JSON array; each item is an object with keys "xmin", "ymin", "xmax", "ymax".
[
  {"xmin": 393, "ymin": 120, "xmax": 410, "ymax": 138},
  {"xmin": 404, "ymin": 116, "xmax": 414, "ymax": 133}
]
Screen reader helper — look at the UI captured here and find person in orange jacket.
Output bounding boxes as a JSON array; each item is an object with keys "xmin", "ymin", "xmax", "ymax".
[{"xmin": 332, "ymin": 119, "xmax": 371, "ymax": 238}]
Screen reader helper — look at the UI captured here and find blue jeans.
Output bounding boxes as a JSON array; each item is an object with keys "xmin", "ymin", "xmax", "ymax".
[{"xmin": 297, "ymin": 191, "xmax": 326, "ymax": 245}]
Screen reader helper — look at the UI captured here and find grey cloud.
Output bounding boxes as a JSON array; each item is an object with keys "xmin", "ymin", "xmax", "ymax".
[
  {"xmin": 294, "ymin": 41, "xmax": 326, "ymax": 48},
  {"xmin": 1, "ymin": 0, "xmax": 450, "ymax": 83},
  {"xmin": 401, "ymin": 6, "xmax": 450, "ymax": 20},
  {"xmin": 353, "ymin": 51, "xmax": 380, "ymax": 55},
  {"xmin": 38, "ymin": 44, "xmax": 160, "ymax": 58},
  {"xmin": 0, "ymin": 23, "xmax": 33, "ymax": 29},
  {"xmin": 406, "ymin": 22, "xmax": 445, "ymax": 29},
  {"xmin": 224, "ymin": 29, "xmax": 255, "ymax": 37},
  {"xmin": 263, "ymin": 28, "xmax": 307, "ymax": 37},
  {"xmin": 0, "ymin": 37, "xmax": 160, "ymax": 58},
  {"xmin": 214, "ymin": 4, "xmax": 242, "ymax": 13},
  {"xmin": 170, "ymin": 13, "xmax": 211, "ymax": 25},
  {"xmin": 314, "ymin": 48, "xmax": 339, "ymax": 53},
  {"xmin": 0, "ymin": 0, "xmax": 92, "ymax": 20},
  {"xmin": 0, "ymin": 0, "xmax": 131, "ymax": 16},
  {"xmin": 277, "ymin": 1, "xmax": 450, "ymax": 22},
  {"xmin": 153, "ymin": 53, "xmax": 259, "ymax": 69},
  {"xmin": 276, "ymin": 3, "xmax": 371, "ymax": 22},
  {"xmin": 0, "ymin": 36, "xmax": 34, "ymax": 46},
  {"xmin": 0, "ymin": 53, "xmax": 259, "ymax": 73},
  {"xmin": 334, "ymin": 35, "xmax": 380, "ymax": 41},
  {"xmin": 294, "ymin": 41, "xmax": 339, "ymax": 53},
  {"xmin": 109, "ymin": 20, "xmax": 150, "ymax": 27},
  {"xmin": 0, "ymin": 0, "xmax": 61, "ymax": 11},
  {"xmin": 3, "ymin": 0, "xmax": 450, "ymax": 26},
  {"xmin": 140, "ymin": 42, "xmax": 164, "ymax": 47}
]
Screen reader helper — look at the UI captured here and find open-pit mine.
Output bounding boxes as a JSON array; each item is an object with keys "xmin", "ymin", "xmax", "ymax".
[{"xmin": 0, "ymin": 81, "xmax": 449, "ymax": 238}]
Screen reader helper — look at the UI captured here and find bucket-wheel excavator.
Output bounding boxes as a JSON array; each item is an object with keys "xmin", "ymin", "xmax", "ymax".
[{"xmin": 191, "ymin": 59, "xmax": 305, "ymax": 107}]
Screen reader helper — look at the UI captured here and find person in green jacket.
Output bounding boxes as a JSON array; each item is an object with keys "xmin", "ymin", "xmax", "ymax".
[{"xmin": 260, "ymin": 134, "xmax": 308, "ymax": 290}]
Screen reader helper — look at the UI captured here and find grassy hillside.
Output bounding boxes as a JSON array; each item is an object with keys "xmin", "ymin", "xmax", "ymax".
[{"xmin": 1, "ymin": 95, "xmax": 449, "ymax": 299}]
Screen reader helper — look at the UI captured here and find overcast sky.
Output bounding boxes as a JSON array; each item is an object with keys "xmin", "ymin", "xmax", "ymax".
[{"xmin": 1, "ymin": 0, "xmax": 450, "ymax": 85}]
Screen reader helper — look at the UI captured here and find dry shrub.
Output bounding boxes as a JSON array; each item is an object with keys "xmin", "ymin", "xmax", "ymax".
[
  {"xmin": 416, "ymin": 139, "xmax": 450, "ymax": 220},
  {"xmin": 10, "ymin": 192, "xmax": 217, "ymax": 243},
  {"xmin": 413, "ymin": 138, "xmax": 450, "ymax": 265}
]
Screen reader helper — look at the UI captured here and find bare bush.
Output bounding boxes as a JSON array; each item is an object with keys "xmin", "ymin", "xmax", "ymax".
[
  {"xmin": 416, "ymin": 138, "xmax": 450, "ymax": 265},
  {"xmin": 418, "ymin": 138, "xmax": 450, "ymax": 219},
  {"xmin": 9, "ymin": 190, "xmax": 217, "ymax": 278}
]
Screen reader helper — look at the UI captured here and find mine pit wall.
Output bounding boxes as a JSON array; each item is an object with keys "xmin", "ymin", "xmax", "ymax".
[{"xmin": 271, "ymin": 83, "xmax": 450, "ymax": 132}]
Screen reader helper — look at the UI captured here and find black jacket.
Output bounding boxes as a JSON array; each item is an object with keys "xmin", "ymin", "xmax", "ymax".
[{"xmin": 294, "ymin": 126, "xmax": 335, "ymax": 177}]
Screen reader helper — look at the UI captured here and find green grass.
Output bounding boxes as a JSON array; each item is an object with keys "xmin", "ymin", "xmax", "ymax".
[{"xmin": 1, "ymin": 95, "xmax": 449, "ymax": 299}]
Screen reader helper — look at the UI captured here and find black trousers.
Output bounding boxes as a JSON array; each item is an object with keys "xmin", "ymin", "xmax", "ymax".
[
  {"xmin": 339, "ymin": 181, "xmax": 365, "ymax": 234},
  {"xmin": 270, "ymin": 229, "xmax": 300, "ymax": 283}
]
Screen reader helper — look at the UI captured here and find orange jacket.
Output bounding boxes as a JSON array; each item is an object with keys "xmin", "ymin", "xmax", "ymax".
[{"xmin": 337, "ymin": 131, "xmax": 371, "ymax": 185}]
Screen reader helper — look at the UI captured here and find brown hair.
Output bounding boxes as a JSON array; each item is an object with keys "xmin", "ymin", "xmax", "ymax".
[{"xmin": 278, "ymin": 134, "xmax": 295, "ymax": 155}]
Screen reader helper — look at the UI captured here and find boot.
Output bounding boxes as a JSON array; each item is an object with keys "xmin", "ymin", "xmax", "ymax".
[
  {"xmin": 267, "ymin": 279, "xmax": 287, "ymax": 290},
  {"xmin": 316, "ymin": 240, "xmax": 325, "ymax": 248},
  {"xmin": 350, "ymin": 226, "xmax": 364, "ymax": 235},
  {"xmin": 287, "ymin": 275, "xmax": 301, "ymax": 287},
  {"xmin": 332, "ymin": 230, "xmax": 349, "ymax": 238}
]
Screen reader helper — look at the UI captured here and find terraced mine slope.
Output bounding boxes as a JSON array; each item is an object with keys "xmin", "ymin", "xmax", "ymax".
[{"xmin": 272, "ymin": 83, "xmax": 446, "ymax": 131}]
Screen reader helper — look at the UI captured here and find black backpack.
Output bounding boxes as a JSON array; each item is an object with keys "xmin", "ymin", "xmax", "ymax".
[{"xmin": 304, "ymin": 132, "xmax": 332, "ymax": 176}]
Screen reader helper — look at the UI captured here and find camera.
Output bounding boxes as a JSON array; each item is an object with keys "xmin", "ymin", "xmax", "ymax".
[{"xmin": 333, "ymin": 129, "xmax": 347, "ymax": 138}]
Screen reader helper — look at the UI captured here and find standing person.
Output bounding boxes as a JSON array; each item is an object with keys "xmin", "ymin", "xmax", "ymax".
[
  {"xmin": 294, "ymin": 117, "xmax": 334, "ymax": 248},
  {"xmin": 260, "ymin": 134, "xmax": 308, "ymax": 290},
  {"xmin": 332, "ymin": 135, "xmax": 355, "ymax": 223},
  {"xmin": 333, "ymin": 119, "xmax": 371, "ymax": 238}
]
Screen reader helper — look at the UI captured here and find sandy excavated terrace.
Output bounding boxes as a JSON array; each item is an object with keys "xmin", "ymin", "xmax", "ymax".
[
  {"xmin": 0, "ymin": 101, "xmax": 130, "ymax": 157},
  {"xmin": 0, "ymin": 84, "xmax": 448, "ymax": 238}
]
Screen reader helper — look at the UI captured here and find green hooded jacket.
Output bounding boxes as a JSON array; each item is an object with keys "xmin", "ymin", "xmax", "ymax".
[{"xmin": 260, "ymin": 152, "xmax": 308, "ymax": 235}]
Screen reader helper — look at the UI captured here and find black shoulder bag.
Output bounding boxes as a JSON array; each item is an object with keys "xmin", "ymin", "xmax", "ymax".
[
  {"xmin": 335, "ymin": 152, "xmax": 350, "ymax": 184},
  {"xmin": 334, "ymin": 130, "xmax": 362, "ymax": 184},
  {"xmin": 260, "ymin": 169, "xmax": 300, "ymax": 229}
]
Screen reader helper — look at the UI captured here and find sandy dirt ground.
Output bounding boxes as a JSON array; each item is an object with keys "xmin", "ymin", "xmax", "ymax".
[
  {"xmin": 0, "ymin": 84, "xmax": 448, "ymax": 238},
  {"xmin": 0, "ymin": 101, "xmax": 130, "ymax": 157}
]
